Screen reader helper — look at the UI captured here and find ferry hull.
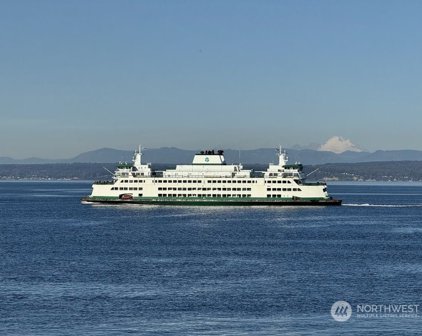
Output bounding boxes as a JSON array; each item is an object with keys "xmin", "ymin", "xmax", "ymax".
[{"xmin": 81, "ymin": 197, "xmax": 342, "ymax": 206}]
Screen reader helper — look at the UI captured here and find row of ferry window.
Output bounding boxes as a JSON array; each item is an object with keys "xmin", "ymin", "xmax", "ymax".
[
  {"xmin": 157, "ymin": 194, "xmax": 252, "ymax": 198},
  {"xmin": 119, "ymin": 179, "xmax": 255, "ymax": 184},
  {"xmin": 158, "ymin": 187, "xmax": 252, "ymax": 191},
  {"xmin": 267, "ymin": 188, "xmax": 301, "ymax": 192},
  {"xmin": 157, "ymin": 179, "xmax": 256, "ymax": 184},
  {"xmin": 111, "ymin": 187, "xmax": 143, "ymax": 191},
  {"xmin": 265, "ymin": 180, "xmax": 291, "ymax": 184},
  {"xmin": 267, "ymin": 195, "xmax": 293, "ymax": 198},
  {"xmin": 118, "ymin": 179, "xmax": 290, "ymax": 184}
]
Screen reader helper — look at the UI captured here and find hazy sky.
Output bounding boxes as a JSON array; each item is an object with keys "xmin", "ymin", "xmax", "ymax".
[{"xmin": 1, "ymin": 0, "xmax": 422, "ymax": 158}]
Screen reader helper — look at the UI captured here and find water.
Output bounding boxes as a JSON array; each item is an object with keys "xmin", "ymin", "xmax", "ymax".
[{"xmin": 0, "ymin": 181, "xmax": 421, "ymax": 335}]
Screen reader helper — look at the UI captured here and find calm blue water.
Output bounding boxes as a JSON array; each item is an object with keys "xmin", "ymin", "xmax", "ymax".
[{"xmin": 0, "ymin": 181, "xmax": 421, "ymax": 335}]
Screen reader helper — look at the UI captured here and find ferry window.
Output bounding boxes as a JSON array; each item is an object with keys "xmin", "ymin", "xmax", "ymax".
[
  {"xmin": 288, "ymin": 188, "xmax": 292, "ymax": 191},
  {"xmin": 283, "ymin": 180, "xmax": 286, "ymax": 184},
  {"xmin": 217, "ymin": 180, "xmax": 221, "ymax": 183},
  {"xmin": 183, "ymin": 180, "xmax": 187, "ymax": 183},
  {"xmin": 178, "ymin": 180, "xmax": 182, "ymax": 183},
  {"xmin": 277, "ymin": 181, "xmax": 281, "ymax": 184},
  {"xmin": 267, "ymin": 188, "xmax": 271, "ymax": 191},
  {"xmin": 227, "ymin": 181, "xmax": 231, "ymax": 183},
  {"xmin": 267, "ymin": 195, "xmax": 271, "ymax": 198},
  {"xmin": 173, "ymin": 180, "xmax": 177, "ymax": 183},
  {"xmin": 288, "ymin": 181, "xmax": 291, "ymax": 184},
  {"xmin": 298, "ymin": 188, "xmax": 302, "ymax": 191}
]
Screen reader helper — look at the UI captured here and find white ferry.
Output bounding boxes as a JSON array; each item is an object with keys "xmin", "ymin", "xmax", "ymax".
[{"xmin": 82, "ymin": 146, "xmax": 341, "ymax": 206}]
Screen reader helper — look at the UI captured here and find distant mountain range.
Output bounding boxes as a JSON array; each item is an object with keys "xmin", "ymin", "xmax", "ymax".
[{"xmin": 2, "ymin": 147, "xmax": 422, "ymax": 165}]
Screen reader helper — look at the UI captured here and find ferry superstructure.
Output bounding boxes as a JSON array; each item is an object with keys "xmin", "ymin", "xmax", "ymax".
[{"xmin": 82, "ymin": 146, "xmax": 341, "ymax": 206}]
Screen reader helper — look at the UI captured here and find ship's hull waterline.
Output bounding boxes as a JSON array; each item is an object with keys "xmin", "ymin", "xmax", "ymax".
[{"xmin": 82, "ymin": 196, "xmax": 342, "ymax": 206}]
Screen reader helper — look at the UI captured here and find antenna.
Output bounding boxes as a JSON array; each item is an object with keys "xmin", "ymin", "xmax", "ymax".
[
  {"xmin": 103, "ymin": 166, "xmax": 114, "ymax": 175},
  {"xmin": 306, "ymin": 168, "xmax": 320, "ymax": 178}
]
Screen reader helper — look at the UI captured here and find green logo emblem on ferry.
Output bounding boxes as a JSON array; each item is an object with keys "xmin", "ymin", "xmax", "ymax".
[{"xmin": 205, "ymin": 157, "xmax": 209, "ymax": 162}]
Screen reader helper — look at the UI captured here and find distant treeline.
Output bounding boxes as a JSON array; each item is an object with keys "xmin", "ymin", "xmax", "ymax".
[
  {"xmin": 307, "ymin": 161, "xmax": 422, "ymax": 181},
  {"xmin": 0, "ymin": 161, "xmax": 422, "ymax": 181}
]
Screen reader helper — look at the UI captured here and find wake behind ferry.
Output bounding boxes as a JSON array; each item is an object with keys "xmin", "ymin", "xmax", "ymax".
[{"xmin": 82, "ymin": 146, "xmax": 341, "ymax": 206}]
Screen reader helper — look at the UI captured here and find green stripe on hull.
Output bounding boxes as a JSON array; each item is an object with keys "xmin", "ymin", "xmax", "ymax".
[{"xmin": 82, "ymin": 196, "xmax": 341, "ymax": 206}]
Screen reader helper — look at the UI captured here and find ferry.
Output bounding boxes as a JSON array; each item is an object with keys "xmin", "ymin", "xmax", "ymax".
[{"xmin": 81, "ymin": 146, "xmax": 341, "ymax": 206}]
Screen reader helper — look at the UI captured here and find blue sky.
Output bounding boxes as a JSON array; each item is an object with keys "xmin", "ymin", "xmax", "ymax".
[{"xmin": 1, "ymin": 0, "xmax": 421, "ymax": 158}]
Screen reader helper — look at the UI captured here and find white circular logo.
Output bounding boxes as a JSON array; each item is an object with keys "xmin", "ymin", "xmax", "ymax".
[
  {"xmin": 331, "ymin": 300, "xmax": 352, "ymax": 322},
  {"xmin": 205, "ymin": 157, "xmax": 209, "ymax": 162}
]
